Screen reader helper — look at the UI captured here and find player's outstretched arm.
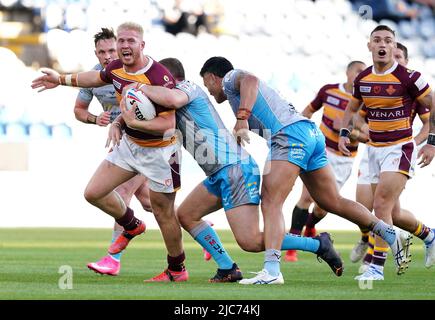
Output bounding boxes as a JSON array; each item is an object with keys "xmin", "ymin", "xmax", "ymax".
[{"xmin": 31, "ymin": 69, "xmax": 106, "ymax": 92}]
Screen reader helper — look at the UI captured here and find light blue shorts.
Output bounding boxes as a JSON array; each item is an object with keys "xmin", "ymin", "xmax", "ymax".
[
  {"xmin": 268, "ymin": 120, "xmax": 328, "ymax": 173},
  {"xmin": 203, "ymin": 157, "xmax": 260, "ymax": 211}
]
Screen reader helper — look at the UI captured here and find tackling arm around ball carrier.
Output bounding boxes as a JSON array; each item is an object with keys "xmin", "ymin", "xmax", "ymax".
[{"xmin": 119, "ymin": 96, "xmax": 176, "ymax": 136}]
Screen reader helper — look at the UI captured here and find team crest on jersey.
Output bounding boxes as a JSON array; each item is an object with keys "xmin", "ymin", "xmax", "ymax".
[
  {"xmin": 386, "ymin": 85, "xmax": 396, "ymax": 95},
  {"xmin": 164, "ymin": 75, "xmax": 170, "ymax": 82},
  {"xmin": 360, "ymin": 86, "xmax": 371, "ymax": 93},
  {"xmin": 373, "ymin": 86, "xmax": 381, "ymax": 94}
]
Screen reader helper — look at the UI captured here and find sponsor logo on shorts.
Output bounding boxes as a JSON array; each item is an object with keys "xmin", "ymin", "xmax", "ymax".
[
  {"xmin": 222, "ymin": 196, "xmax": 230, "ymax": 207},
  {"xmin": 165, "ymin": 179, "xmax": 172, "ymax": 187},
  {"xmin": 290, "ymin": 148, "xmax": 306, "ymax": 160},
  {"xmin": 248, "ymin": 187, "xmax": 259, "ymax": 199}
]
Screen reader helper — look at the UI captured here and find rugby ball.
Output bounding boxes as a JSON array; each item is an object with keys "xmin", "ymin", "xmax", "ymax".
[{"xmin": 125, "ymin": 88, "xmax": 156, "ymax": 121}]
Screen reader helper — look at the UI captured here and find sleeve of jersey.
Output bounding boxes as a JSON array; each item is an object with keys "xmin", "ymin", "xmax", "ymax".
[
  {"xmin": 310, "ymin": 86, "xmax": 326, "ymax": 110},
  {"xmin": 359, "ymin": 104, "xmax": 367, "ymax": 118},
  {"xmin": 99, "ymin": 68, "xmax": 112, "ymax": 84},
  {"xmin": 416, "ymin": 101, "xmax": 430, "ymax": 118},
  {"xmin": 352, "ymin": 78, "xmax": 362, "ymax": 102},
  {"xmin": 175, "ymin": 81, "xmax": 196, "ymax": 104},
  {"xmin": 77, "ymin": 87, "xmax": 93, "ymax": 103},
  {"xmin": 222, "ymin": 69, "xmax": 240, "ymax": 96},
  {"xmin": 408, "ymin": 71, "xmax": 431, "ymax": 100}
]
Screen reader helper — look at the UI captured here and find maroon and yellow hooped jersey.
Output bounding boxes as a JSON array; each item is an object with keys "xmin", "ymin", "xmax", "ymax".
[
  {"xmin": 100, "ymin": 57, "xmax": 176, "ymax": 147},
  {"xmin": 353, "ymin": 62, "xmax": 431, "ymax": 147},
  {"xmin": 310, "ymin": 83, "xmax": 359, "ymax": 157}
]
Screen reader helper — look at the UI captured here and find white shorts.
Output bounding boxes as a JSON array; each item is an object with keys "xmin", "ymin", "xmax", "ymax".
[
  {"xmin": 357, "ymin": 147, "xmax": 370, "ymax": 185},
  {"xmin": 367, "ymin": 140, "xmax": 417, "ymax": 184},
  {"xmin": 326, "ymin": 148, "xmax": 355, "ymax": 189},
  {"xmin": 106, "ymin": 136, "xmax": 181, "ymax": 193}
]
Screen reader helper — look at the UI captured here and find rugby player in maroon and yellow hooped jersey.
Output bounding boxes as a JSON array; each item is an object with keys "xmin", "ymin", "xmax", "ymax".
[
  {"xmin": 31, "ymin": 22, "xmax": 188, "ymax": 282},
  {"xmin": 284, "ymin": 61, "xmax": 367, "ymax": 263},
  {"xmin": 351, "ymin": 42, "xmax": 431, "ymax": 270},
  {"xmin": 339, "ymin": 25, "xmax": 435, "ymax": 280}
]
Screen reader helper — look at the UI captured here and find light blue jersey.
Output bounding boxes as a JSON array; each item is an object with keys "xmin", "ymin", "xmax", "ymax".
[
  {"xmin": 223, "ymin": 69, "xmax": 307, "ymax": 136},
  {"xmin": 176, "ymin": 80, "xmax": 250, "ymax": 176},
  {"xmin": 176, "ymin": 80, "xmax": 260, "ymax": 209},
  {"xmin": 223, "ymin": 69, "xmax": 328, "ymax": 172},
  {"xmin": 77, "ymin": 64, "xmax": 120, "ymax": 122}
]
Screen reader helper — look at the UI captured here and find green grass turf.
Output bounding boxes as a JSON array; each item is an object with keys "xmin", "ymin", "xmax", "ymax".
[{"xmin": 0, "ymin": 228, "xmax": 434, "ymax": 300}]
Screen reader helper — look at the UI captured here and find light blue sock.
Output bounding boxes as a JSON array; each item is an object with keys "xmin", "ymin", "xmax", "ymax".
[
  {"xmin": 424, "ymin": 229, "xmax": 435, "ymax": 245},
  {"xmin": 109, "ymin": 231, "xmax": 123, "ymax": 261},
  {"xmin": 281, "ymin": 233, "xmax": 320, "ymax": 253},
  {"xmin": 264, "ymin": 249, "xmax": 281, "ymax": 277},
  {"xmin": 190, "ymin": 222, "xmax": 234, "ymax": 270},
  {"xmin": 372, "ymin": 221, "xmax": 396, "ymax": 246}
]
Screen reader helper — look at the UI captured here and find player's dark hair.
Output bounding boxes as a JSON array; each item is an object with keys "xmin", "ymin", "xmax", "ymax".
[
  {"xmin": 347, "ymin": 60, "xmax": 365, "ymax": 71},
  {"xmin": 370, "ymin": 25, "xmax": 395, "ymax": 37},
  {"xmin": 94, "ymin": 28, "xmax": 116, "ymax": 47},
  {"xmin": 200, "ymin": 57, "xmax": 234, "ymax": 78},
  {"xmin": 396, "ymin": 42, "xmax": 408, "ymax": 60},
  {"xmin": 159, "ymin": 58, "xmax": 185, "ymax": 81}
]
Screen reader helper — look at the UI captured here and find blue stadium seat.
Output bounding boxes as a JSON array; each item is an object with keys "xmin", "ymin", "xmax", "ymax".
[
  {"xmin": 28, "ymin": 123, "xmax": 51, "ymax": 140},
  {"xmin": 419, "ymin": 18, "xmax": 435, "ymax": 39},
  {"xmin": 421, "ymin": 38, "xmax": 435, "ymax": 58},
  {"xmin": 51, "ymin": 124, "xmax": 72, "ymax": 139},
  {"xmin": 398, "ymin": 20, "xmax": 419, "ymax": 39},
  {"xmin": 5, "ymin": 123, "xmax": 28, "ymax": 141},
  {"xmin": 0, "ymin": 123, "xmax": 5, "ymax": 138}
]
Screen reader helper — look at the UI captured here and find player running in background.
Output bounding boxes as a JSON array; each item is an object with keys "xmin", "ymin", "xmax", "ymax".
[
  {"xmin": 350, "ymin": 42, "xmax": 431, "ymax": 268},
  {"xmin": 32, "ymin": 22, "xmax": 188, "ymax": 282},
  {"xmin": 339, "ymin": 25, "xmax": 435, "ymax": 280},
  {"xmin": 285, "ymin": 60, "xmax": 367, "ymax": 263},
  {"xmin": 72, "ymin": 27, "xmax": 152, "ymax": 276},
  {"xmin": 128, "ymin": 57, "xmax": 344, "ymax": 282},
  {"xmin": 199, "ymin": 56, "xmax": 409, "ymax": 285}
]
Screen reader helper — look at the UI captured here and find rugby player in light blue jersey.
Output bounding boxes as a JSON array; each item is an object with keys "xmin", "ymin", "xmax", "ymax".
[
  {"xmin": 199, "ymin": 56, "xmax": 408, "ymax": 285},
  {"xmin": 122, "ymin": 57, "xmax": 343, "ymax": 283}
]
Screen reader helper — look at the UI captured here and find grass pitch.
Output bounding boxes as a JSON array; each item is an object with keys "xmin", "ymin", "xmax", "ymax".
[{"xmin": 0, "ymin": 228, "xmax": 434, "ymax": 300}]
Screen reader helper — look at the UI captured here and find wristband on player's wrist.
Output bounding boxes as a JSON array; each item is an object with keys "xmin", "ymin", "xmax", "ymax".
[
  {"xmin": 427, "ymin": 133, "xmax": 435, "ymax": 146},
  {"xmin": 59, "ymin": 74, "xmax": 79, "ymax": 87},
  {"xmin": 236, "ymin": 108, "xmax": 251, "ymax": 120},
  {"xmin": 339, "ymin": 128, "xmax": 351, "ymax": 138},
  {"xmin": 87, "ymin": 114, "xmax": 97, "ymax": 124}
]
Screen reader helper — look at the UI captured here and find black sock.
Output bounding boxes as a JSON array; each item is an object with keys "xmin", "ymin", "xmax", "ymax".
[
  {"xmin": 115, "ymin": 207, "xmax": 140, "ymax": 231},
  {"xmin": 168, "ymin": 252, "xmax": 186, "ymax": 272},
  {"xmin": 290, "ymin": 206, "xmax": 309, "ymax": 234},
  {"xmin": 305, "ymin": 211, "xmax": 323, "ymax": 228}
]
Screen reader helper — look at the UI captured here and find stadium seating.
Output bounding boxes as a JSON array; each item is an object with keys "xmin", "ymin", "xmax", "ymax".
[{"xmin": 0, "ymin": 0, "xmax": 433, "ymax": 144}]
